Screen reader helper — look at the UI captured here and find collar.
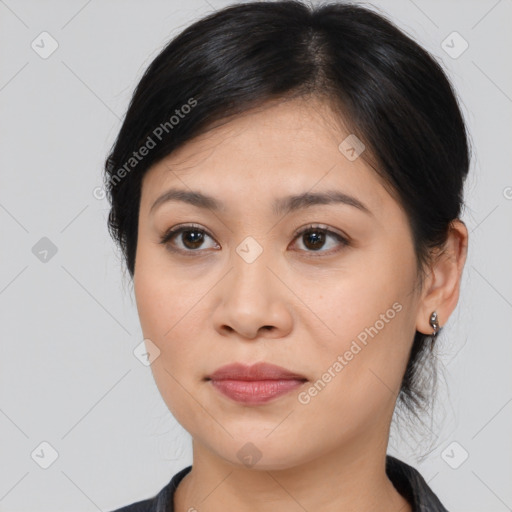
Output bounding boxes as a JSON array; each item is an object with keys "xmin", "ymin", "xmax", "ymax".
[{"xmin": 115, "ymin": 455, "xmax": 448, "ymax": 512}]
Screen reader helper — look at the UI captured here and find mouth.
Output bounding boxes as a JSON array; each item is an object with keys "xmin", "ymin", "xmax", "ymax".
[{"xmin": 205, "ymin": 362, "xmax": 308, "ymax": 405}]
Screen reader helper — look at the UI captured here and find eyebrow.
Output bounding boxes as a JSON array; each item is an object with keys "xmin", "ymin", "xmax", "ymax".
[{"xmin": 150, "ymin": 188, "xmax": 372, "ymax": 216}]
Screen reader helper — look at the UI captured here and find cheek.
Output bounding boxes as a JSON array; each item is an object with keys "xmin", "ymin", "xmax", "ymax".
[
  {"xmin": 134, "ymin": 259, "xmax": 209, "ymax": 429},
  {"xmin": 133, "ymin": 242, "xmax": 224, "ymax": 382},
  {"xmin": 303, "ymin": 246, "xmax": 415, "ymax": 346},
  {"xmin": 134, "ymin": 236, "xmax": 198, "ymax": 338},
  {"xmin": 301, "ymin": 244, "xmax": 418, "ymax": 420},
  {"xmin": 134, "ymin": 265, "xmax": 204, "ymax": 359}
]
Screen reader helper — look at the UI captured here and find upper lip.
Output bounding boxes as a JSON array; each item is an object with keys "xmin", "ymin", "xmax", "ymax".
[{"xmin": 207, "ymin": 362, "xmax": 307, "ymax": 381}]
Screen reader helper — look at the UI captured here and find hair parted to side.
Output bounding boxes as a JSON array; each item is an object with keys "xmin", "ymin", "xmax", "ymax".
[{"xmin": 103, "ymin": 0, "xmax": 470, "ymax": 419}]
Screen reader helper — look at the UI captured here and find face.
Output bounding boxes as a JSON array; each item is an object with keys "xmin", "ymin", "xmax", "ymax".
[{"xmin": 133, "ymin": 97, "xmax": 422, "ymax": 470}]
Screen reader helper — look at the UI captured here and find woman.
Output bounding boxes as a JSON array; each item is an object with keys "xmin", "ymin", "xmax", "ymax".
[{"xmin": 105, "ymin": 1, "xmax": 469, "ymax": 510}]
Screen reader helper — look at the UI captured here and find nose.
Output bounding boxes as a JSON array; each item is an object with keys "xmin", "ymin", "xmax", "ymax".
[{"xmin": 211, "ymin": 249, "xmax": 293, "ymax": 341}]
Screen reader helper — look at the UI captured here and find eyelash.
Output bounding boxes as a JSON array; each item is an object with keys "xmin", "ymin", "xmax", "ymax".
[{"xmin": 159, "ymin": 223, "xmax": 350, "ymax": 257}]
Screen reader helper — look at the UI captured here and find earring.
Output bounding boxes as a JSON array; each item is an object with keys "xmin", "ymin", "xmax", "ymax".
[{"xmin": 429, "ymin": 311, "xmax": 439, "ymax": 338}]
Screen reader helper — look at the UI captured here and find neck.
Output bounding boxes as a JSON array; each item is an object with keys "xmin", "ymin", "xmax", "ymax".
[{"xmin": 174, "ymin": 435, "xmax": 411, "ymax": 512}]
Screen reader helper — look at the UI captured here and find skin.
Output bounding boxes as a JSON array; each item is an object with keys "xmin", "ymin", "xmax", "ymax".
[{"xmin": 133, "ymin": 96, "xmax": 468, "ymax": 512}]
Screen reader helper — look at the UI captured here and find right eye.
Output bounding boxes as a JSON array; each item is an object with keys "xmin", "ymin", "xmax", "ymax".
[{"xmin": 159, "ymin": 224, "xmax": 220, "ymax": 255}]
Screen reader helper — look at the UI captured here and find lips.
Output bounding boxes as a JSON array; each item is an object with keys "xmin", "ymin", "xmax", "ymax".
[
  {"xmin": 207, "ymin": 362, "xmax": 307, "ymax": 382},
  {"xmin": 206, "ymin": 362, "xmax": 307, "ymax": 405}
]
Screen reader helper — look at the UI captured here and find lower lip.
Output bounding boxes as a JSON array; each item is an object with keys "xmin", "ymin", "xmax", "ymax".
[{"xmin": 209, "ymin": 379, "xmax": 306, "ymax": 404}]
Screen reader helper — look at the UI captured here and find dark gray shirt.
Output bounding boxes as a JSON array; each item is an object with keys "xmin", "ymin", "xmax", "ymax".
[{"xmin": 110, "ymin": 455, "xmax": 448, "ymax": 512}]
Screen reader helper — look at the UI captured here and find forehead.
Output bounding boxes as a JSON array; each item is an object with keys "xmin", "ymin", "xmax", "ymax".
[{"xmin": 140, "ymin": 97, "xmax": 391, "ymax": 216}]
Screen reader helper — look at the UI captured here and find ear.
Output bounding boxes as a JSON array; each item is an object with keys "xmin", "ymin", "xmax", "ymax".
[{"xmin": 415, "ymin": 220, "xmax": 468, "ymax": 335}]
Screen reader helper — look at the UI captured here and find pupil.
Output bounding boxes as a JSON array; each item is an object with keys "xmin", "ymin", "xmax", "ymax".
[
  {"xmin": 183, "ymin": 230, "xmax": 203, "ymax": 249},
  {"xmin": 305, "ymin": 230, "xmax": 325, "ymax": 250}
]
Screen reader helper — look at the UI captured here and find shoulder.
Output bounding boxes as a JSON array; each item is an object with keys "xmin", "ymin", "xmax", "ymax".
[
  {"xmin": 386, "ymin": 455, "xmax": 449, "ymax": 512},
  {"xmin": 109, "ymin": 498, "xmax": 153, "ymax": 512},
  {"xmin": 108, "ymin": 466, "xmax": 193, "ymax": 512}
]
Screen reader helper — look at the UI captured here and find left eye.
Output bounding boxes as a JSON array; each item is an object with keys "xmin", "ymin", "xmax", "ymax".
[
  {"xmin": 159, "ymin": 224, "xmax": 349, "ymax": 255},
  {"xmin": 290, "ymin": 225, "xmax": 349, "ymax": 254}
]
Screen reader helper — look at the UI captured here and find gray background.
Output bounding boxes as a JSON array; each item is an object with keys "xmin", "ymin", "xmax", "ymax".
[{"xmin": 0, "ymin": 0, "xmax": 511, "ymax": 510}]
